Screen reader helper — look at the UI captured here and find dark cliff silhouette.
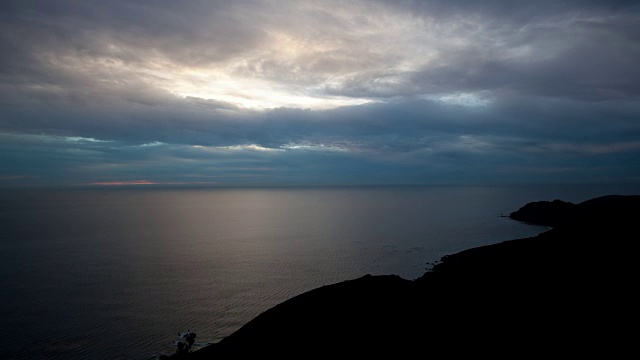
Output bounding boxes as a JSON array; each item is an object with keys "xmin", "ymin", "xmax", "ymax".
[{"xmin": 173, "ymin": 195, "xmax": 638, "ymax": 358}]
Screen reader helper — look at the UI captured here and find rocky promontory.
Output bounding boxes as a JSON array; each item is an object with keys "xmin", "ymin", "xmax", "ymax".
[{"xmin": 171, "ymin": 195, "xmax": 638, "ymax": 358}]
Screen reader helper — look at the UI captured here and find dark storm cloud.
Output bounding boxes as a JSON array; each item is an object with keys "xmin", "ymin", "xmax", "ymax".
[
  {"xmin": 324, "ymin": 1, "xmax": 640, "ymax": 101},
  {"xmin": 393, "ymin": 0, "xmax": 640, "ymax": 21},
  {"xmin": 1, "ymin": 1, "xmax": 640, "ymax": 186},
  {"xmin": 413, "ymin": 15, "xmax": 640, "ymax": 101}
]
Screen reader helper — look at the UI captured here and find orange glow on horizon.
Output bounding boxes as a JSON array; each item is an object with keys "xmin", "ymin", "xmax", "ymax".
[
  {"xmin": 90, "ymin": 181, "xmax": 219, "ymax": 186},
  {"xmin": 91, "ymin": 180, "xmax": 157, "ymax": 186}
]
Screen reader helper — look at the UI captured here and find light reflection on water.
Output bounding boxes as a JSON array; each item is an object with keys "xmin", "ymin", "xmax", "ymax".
[{"xmin": 1, "ymin": 184, "xmax": 638, "ymax": 359}]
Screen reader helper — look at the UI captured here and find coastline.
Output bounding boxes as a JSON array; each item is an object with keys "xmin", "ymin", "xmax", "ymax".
[{"xmin": 169, "ymin": 194, "xmax": 638, "ymax": 358}]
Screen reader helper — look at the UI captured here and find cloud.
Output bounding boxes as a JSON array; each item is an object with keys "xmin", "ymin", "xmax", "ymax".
[
  {"xmin": 4, "ymin": 1, "xmax": 639, "ymax": 107},
  {"xmin": 1, "ymin": 1, "xmax": 640, "ymax": 186}
]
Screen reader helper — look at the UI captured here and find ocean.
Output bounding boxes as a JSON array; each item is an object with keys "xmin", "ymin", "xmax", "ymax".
[{"xmin": 1, "ymin": 184, "xmax": 638, "ymax": 359}]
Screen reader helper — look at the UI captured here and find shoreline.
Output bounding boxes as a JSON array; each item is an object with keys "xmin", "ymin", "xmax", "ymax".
[{"xmin": 164, "ymin": 194, "xmax": 638, "ymax": 358}]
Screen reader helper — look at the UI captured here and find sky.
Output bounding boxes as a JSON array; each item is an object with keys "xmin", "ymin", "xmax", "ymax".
[{"xmin": 1, "ymin": 0, "xmax": 640, "ymax": 187}]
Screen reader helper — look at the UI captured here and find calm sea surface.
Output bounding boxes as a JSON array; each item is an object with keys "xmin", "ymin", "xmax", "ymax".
[{"xmin": 1, "ymin": 184, "xmax": 638, "ymax": 359}]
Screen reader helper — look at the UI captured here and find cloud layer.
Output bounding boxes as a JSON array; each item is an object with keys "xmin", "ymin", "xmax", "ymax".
[{"xmin": 1, "ymin": 0, "xmax": 639, "ymax": 186}]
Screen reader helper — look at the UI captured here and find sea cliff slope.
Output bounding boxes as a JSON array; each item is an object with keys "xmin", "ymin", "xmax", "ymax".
[{"xmin": 172, "ymin": 195, "xmax": 638, "ymax": 358}]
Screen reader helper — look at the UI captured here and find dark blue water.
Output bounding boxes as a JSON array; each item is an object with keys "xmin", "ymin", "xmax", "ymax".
[{"xmin": 1, "ymin": 185, "xmax": 638, "ymax": 359}]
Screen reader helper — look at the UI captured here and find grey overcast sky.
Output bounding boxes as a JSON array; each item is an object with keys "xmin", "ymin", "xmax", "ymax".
[{"xmin": 1, "ymin": 0, "xmax": 640, "ymax": 187}]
